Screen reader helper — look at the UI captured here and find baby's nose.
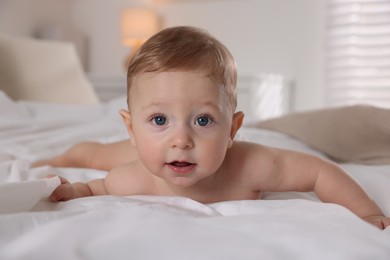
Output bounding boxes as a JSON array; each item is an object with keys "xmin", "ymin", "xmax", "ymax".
[{"xmin": 170, "ymin": 126, "xmax": 194, "ymax": 149}]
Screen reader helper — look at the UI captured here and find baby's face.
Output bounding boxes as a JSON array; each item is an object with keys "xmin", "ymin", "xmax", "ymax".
[{"xmin": 127, "ymin": 70, "xmax": 235, "ymax": 188}]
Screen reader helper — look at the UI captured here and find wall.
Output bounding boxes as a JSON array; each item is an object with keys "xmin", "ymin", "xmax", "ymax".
[
  {"xmin": 0, "ymin": 0, "xmax": 89, "ymax": 68},
  {"xmin": 0, "ymin": 0, "xmax": 72, "ymax": 37},
  {"xmin": 160, "ymin": 0, "xmax": 327, "ymax": 111},
  {"xmin": 0, "ymin": 0, "xmax": 326, "ymax": 111}
]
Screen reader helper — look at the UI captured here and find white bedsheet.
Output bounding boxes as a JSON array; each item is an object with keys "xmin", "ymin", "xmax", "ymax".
[{"xmin": 0, "ymin": 91, "xmax": 390, "ymax": 260}]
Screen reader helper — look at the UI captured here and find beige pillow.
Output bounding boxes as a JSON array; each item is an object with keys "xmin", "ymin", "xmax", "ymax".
[
  {"xmin": 0, "ymin": 33, "xmax": 99, "ymax": 105},
  {"xmin": 254, "ymin": 105, "xmax": 390, "ymax": 165}
]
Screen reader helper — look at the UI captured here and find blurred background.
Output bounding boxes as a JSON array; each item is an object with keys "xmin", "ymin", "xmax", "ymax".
[{"xmin": 1, "ymin": 0, "xmax": 388, "ymax": 113}]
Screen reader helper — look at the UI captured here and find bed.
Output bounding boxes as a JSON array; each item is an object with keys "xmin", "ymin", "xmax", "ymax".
[
  {"xmin": 1, "ymin": 91, "xmax": 390, "ymax": 259},
  {"xmin": 1, "ymin": 34, "xmax": 390, "ymax": 260}
]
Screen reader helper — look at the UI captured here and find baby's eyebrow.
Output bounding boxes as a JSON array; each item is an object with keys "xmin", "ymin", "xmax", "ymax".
[
  {"xmin": 141, "ymin": 101, "xmax": 166, "ymax": 110},
  {"xmin": 201, "ymin": 102, "xmax": 223, "ymax": 111},
  {"xmin": 142, "ymin": 101, "xmax": 222, "ymax": 111}
]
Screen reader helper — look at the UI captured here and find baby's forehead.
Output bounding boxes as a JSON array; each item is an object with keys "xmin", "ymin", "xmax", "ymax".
[
  {"xmin": 134, "ymin": 70, "xmax": 211, "ymax": 81},
  {"xmin": 127, "ymin": 70, "xmax": 235, "ymax": 110},
  {"xmin": 130, "ymin": 70, "xmax": 222, "ymax": 92}
]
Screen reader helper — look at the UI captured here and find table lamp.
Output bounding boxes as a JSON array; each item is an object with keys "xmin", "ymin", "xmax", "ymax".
[{"xmin": 121, "ymin": 8, "xmax": 161, "ymax": 70}]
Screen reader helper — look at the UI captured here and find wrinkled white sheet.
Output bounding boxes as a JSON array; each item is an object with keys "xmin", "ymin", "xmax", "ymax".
[{"xmin": 1, "ymin": 91, "xmax": 390, "ymax": 260}]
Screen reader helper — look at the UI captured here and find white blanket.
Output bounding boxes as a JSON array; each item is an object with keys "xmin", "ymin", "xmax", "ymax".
[{"xmin": 0, "ymin": 91, "xmax": 390, "ymax": 260}]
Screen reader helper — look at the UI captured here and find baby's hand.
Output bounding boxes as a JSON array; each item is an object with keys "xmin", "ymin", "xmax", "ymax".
[
  {"xmin": 47, "ymin": 175, "xmax": 74, "ymax": 202},
  {"xmin": 362, "ymin": 215, "xmax": 390, "ymax": 230}
]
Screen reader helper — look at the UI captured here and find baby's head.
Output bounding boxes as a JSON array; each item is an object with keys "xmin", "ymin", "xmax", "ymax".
[
  {"xmin": 121, "ymin": 27, "xmax": 244, "ymax": 188},
  {"xmin": 126, "ymin": 26, "xmax": 237, "ymax": 112}
]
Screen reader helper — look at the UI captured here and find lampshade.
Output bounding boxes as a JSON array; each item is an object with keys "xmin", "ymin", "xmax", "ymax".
[{"xmin": 121, "ymin": 8, "xmax": 160, "ymax": 46}]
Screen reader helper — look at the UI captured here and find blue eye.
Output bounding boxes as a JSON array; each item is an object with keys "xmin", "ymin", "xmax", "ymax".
[
  {"xmin": 196, "ymin": 116, "xmax": 211, "ymax": 127},
  {"xmin": 153, "ymin": 116, "xmax": 167, "ymax": 126}
]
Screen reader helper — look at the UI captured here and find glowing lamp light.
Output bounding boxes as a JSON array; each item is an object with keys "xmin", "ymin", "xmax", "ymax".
[{"xmin": 121, "ymin": 8, "xmax": 161, "ymax": 69}]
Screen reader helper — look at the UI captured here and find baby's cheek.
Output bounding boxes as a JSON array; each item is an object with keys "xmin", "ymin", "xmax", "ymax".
[
  {"xmin": 139, "ymin": 148, "xmax": 160, "ymax": 165},
  {"xmin": 202, "ymin": 144, "xmax": 228, "ymax": 171},
  {"xmin": 136, "ymin": 142, "xmax": 158, "ymax": 164}
]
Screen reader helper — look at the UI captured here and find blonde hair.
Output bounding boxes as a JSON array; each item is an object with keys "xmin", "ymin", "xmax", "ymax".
[{"xmin": 127, "ymin": 26, "xmax": 237, "ymax": 109}]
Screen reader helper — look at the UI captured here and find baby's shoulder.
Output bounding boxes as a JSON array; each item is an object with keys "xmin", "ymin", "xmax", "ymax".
[
  {"xmin": 225, "ymin": 141, "xmax": 275, "ymax": 170},
  {"xmin": 222, "ymin": 141, "xmax": 280, "ymax": 189},
  {"xmin": 229, "ymin": 140, "xmax": 275, "ymax": 157},
  {"xmin": 104, "ymin": 160, "xmax": 151, "ymax": 195},
  {"xmin": 106, "ymin": 162, "xmax": 132, "ymax": 179}
]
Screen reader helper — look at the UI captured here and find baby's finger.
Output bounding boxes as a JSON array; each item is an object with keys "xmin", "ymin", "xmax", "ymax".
[
  {"xmin": 44, "ymin": 174, "xmax": 68, "ymax": 185},
  {"xmin": 50, "ymin": 183, "xmax": 74, "ymax": 202},
  {"xmin": 57, "ymin": 176, "xmax": 70, "ymax": 185},
  {"xmin": 367, "ymin": 218, "xmax": 384, "ymax": 229},
  {"xmin": 381, "ymin": 217, "xmax": 390, "ymax": 229},
  {"xmin": 49, "ymin": 193, "xmax": 59, "ymax": 202}
]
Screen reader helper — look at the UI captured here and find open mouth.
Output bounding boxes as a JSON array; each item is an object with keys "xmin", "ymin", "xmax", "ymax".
[
  {"xmin": 169, "ymin": 161, "xmax": 193, "ymax": 167},
  {"xmin": 166, "ymin": 161, "xmax": 196, "ymax": 174}
]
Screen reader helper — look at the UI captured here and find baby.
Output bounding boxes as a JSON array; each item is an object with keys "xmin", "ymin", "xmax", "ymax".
[{"xmin": 43, "ymin": 26, "xmax": 390, "ymax": 229}]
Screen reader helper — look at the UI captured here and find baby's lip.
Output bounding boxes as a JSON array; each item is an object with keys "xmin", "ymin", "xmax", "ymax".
[
  {"xmin": 168, "ymin": 161, "xmax": 194, "ymax": 167},
  {"xmin": 166, "ymin": 161, "xmax": 196, "ymax": 174}
]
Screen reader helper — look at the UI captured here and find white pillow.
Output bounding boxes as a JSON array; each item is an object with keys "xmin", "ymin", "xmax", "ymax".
[{"xmin": 0, "ymin": 33, "xmax": 99, "ymax": 105}]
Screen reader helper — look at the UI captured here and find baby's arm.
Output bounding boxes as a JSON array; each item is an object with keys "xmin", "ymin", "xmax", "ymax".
[
  {"xmin": 49, "ymin": 176, "xmax": 108, "ymax": 201},
  {"xmin": 48, "ymin": 162, "xmax": 141, "ymax": 201},
  {"xmin": 33, "ymin": 140, "xmax": 137, "ymax": 171},
  {"xmin": 306, "ymin": 158, "xmax": 389, "ymax": 229},
  {"xmin": 245, "ymin": 143, "xmax": 390, "ymax": 229}
]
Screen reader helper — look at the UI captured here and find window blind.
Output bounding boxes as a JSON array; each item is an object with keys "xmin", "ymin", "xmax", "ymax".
[{"xmin": 326, "ymin": 0, "xmax": 390, "ymax": 108}]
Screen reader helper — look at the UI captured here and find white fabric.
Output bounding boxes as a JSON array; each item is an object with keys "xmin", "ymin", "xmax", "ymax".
[
  {"xmin": 0, "ymin": 91, "xmax": 389, "ymax": 260},
  {"xmin": 0, "ymin": 33, "xmax": 99, "ymax": 105},
  {"xmin": 0, "ymin": 177, "xmax": 60, "ymax": 214}
]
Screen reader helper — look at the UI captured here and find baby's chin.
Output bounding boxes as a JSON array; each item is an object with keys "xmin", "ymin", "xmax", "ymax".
[{"xmin": 165, "ymin": 175, "xmax": 199, "ymax": 188}]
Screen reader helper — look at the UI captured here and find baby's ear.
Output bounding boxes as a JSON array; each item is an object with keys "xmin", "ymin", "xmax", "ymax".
[
  {"xmin": 229, "ymin": 111, "xmax": 244, "ymax": 146},
  {"xmin": 119, "ymin": 109, "xmax": 136, "ymax": 147}
]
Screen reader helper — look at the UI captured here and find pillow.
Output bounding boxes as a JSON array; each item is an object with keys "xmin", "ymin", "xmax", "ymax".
[
  {"xmin": 0, "ymin": 33, "xmax": 99, "ymax": 105},
  {"xmin": 253, "ymin": 105, "xmax": 390, "ymax": 165}
]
